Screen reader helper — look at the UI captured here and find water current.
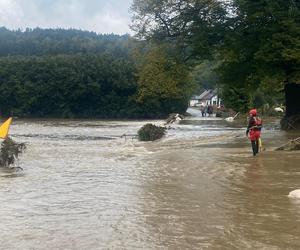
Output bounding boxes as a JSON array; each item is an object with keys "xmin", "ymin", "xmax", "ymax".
[{"xmin": 0, "ymin": 108, "xmax": 299, "ymax": 249}]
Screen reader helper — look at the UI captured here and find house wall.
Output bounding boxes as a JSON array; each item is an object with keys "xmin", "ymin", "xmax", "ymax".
[
  {"xmin": 189, "ymin": 94, "xmax": 222, "ymax": 107},
  {"xmin": 203, "ymin": 96, "xmax": 221, "ymax": 106},
  {"xmin": 211, "ymin": 95, "xmax": 220, "ymax": 106},
  {"xmin": 189, "ymin": 100, "xmax": 199, "ymax": 106}
]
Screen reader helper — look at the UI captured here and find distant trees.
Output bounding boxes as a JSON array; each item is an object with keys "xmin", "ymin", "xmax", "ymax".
[
  {"xmin": 191, "ymin": 60, "xmax": 220, "ymax": 93},
  {"xmin": 0, "ymin": 28, "xmax": 192, "ymax": 118},
  {"xmin": 0, "ymin": 55, "xmax": 138, "ymax": 118},
  {"xmin": 0, "ymin": 27, "xmax": 134, "ymax": 58}
]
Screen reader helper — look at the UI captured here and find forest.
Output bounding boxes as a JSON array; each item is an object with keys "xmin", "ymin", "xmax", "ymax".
[
  {"xmin": 0, "ymin": 27, "xmax": 133, "ymax": 58},
  {"xmin": 0, "ymin": 27, "xmax": 190, "ymax": 118}
]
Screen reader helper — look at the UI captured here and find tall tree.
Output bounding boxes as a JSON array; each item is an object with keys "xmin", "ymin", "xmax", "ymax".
[
  {"xmin": 135, "ymin": 43, "xmax": 194, "ymax": 116},
  {"xmin": 131, "ymin": 0, "xmax": 227, "ymax": 61},
  {"xmin": 220, "ymin": 0, "xmax": 300, "ymax": 112}
]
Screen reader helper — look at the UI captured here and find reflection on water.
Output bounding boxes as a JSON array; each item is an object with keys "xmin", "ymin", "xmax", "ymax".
[{"xmin": 0, "ymin": 111, "xmax": 300, "ymax": 249}]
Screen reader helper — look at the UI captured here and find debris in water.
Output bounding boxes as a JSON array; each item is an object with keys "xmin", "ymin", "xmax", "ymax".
[
  {"xmin": 288, "ymin": 189, "xmax": 300, "ymax": 199},
  {"xmin": 165, "ymin": 113, "xmax": 184, "ymax": 125},
  {"xmin": 138, "ymin": 123, "xmax": 166, "ymax": 141},
  {"xmin": 0, "ymin": 137, "xmax": 26, "ymax": 168},
  {"xmin": 275, "ymin": 137, "xmax": 300, "ymax": 151}
]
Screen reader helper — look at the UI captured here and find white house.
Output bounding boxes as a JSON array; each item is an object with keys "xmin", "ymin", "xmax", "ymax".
[
  {"xmin": 190, "ymin": 95, "xmax": 202, "ymax": 107},
  {"xmin": 189, "ymin": 89, "xmax": 221, "ymax": 107}
]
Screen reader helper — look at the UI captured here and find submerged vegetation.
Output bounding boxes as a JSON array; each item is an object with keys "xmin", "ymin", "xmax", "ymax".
[
  {"xmin": 138, "ymin": 123, "xmax": 166, "ymax": 141},
  {"xmin": 0, "ymin": 137, "xmax": 26, "ymax": 167}
]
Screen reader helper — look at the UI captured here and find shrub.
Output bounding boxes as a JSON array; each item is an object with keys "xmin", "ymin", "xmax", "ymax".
[{"xmin": 138, "ymin": 123, "xmax": 166, "ymax": 141}]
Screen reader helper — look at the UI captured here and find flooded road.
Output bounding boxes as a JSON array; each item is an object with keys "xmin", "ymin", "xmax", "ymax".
[{"xmin": 0, "ymin": 109, "xmax": 300, "ymax": 249}]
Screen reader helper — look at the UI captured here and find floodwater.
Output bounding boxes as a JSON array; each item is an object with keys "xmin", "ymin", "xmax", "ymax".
[{"xmin": 0, "ymin": 108, "xmax": 300, "ymax": 249}]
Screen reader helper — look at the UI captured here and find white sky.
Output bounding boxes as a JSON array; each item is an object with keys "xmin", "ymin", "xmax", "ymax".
[{"xmin": 0, "ymin": 0, "xmax": 133, "ymax": 34}]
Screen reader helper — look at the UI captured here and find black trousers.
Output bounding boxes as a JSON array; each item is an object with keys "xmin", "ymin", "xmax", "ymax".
[{"xmin": 251, "ymin": 140, "xmax": 259, "ymax": 156}]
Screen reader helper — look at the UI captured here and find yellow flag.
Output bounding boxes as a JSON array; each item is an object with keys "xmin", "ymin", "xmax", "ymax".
[{"xmin": 0, "ymin": 117, "xmax": 12, "ymax": 139}]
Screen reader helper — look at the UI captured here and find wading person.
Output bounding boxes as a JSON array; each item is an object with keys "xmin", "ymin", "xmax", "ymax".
[
  {"xmin": 200, "ymin": 104, "xmax": 205, "ymax": 117},
  {"xmin": 246, "ymin": 109, "xmax": 262, "ymax": 156},
  {"xmin": 207, "ymin": 105, "xmax": 213, "ymax": 117}
]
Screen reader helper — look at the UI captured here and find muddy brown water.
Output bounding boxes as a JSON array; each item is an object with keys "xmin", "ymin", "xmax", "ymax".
[{"xmin": 0, "ymin": 110, "xmax": 299, "ymax": 249}]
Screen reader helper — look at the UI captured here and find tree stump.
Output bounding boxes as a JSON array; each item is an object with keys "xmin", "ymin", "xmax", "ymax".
[{"xmin": 281, "ymin": 83, "xmax": 300, "ymax": 130}]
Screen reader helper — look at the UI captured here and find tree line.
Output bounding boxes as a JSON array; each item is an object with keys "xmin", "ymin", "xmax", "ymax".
[
  {"xmin": 0, "ymin": 28, "xmax": 191, "ymax": 118},
  {"xmin": 0, "ymin": 27, "xmax": 133, "ymax": 58}
]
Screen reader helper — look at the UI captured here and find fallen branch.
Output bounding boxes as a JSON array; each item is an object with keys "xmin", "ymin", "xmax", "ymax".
[{"xmin": 275, "ymin": 137, "xmax": 300, "ymax": 151}]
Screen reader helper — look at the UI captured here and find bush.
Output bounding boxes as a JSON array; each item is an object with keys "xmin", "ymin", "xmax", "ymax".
[{"xmin": 138, "ymin": 123, "xmax": 166, "ymax": 141}]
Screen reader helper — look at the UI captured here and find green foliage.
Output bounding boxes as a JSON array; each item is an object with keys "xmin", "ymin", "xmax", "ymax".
[
  {"xmin": 0, "ymin": 54, "xmax": 139, "ymax": 118},
  {"xmin": 131, "ymin": 0, "xmax": 227, "ymax": 61},
  {"xmin": 0, "ymin": 52, "xmax": 190, "ymax": 118},
  {"xmin": 138, "ymin": 123, "xmax": 166, "ymax": 141},
  {"xmin": 191, "ymin": 60, "xmax": 220, "ymax": 93},
  {"xmin": 0, "ymin": 27, "xmax": 194, "ymax": 118},
  {"xmin": 0, "ymin": 27, "xmax": 134, "ymax": 58},
  {"xmin": 220, "ymin": 86, "xmax": 251, "ymax": 113},
  {"xmin": 131, "ymin": 0, "xmax": 300, "ymax": 113},
  {"xmin": 135, "ymin": 44, "xmax": 195, "ymax": 117},
  {"xmin": 252, "ymin": 91, "xmax": 265, "ymax": 109},
  {"xmin": 219, "ymin": 0, "xmax": 300, "ymax": 110}
]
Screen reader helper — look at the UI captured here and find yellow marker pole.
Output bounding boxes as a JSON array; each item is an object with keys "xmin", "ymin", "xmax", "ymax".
[
  {"xmin": 258, "ymin": 138, "xmax": 263, "ymax": 152},
  {"xmin": 0, "ymin": 117, "xmax": 13, "ymax": 139}
]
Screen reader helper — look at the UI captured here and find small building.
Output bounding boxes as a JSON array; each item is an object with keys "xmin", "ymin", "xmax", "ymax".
[{"xmin": 189, "ymin": 89, "xmax": 221, "ymax": 107}]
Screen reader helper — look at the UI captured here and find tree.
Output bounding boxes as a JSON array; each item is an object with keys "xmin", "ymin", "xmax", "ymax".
[
  {"xmin": 131, "ymin": 0, "xmax": 300, "ymax": 117},
  {"xmin": 131, "ymin": 0, "xmax": 227, "ymax": 61},
  {"xmin": 220, "ymin": 0, "xmax": 300, "ymax": 112},
  {"xmin": 191, "ymin": 59, "xmax": 220, "ymax": 93},
  {"xmin": 135, "ymin": 44, "xmax": 194, "ymax": 116}
]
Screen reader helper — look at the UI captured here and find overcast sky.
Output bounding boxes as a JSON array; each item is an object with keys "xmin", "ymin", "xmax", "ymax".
[{"xmin": 0, "ymin": 0, "xmax": 133, "ymax": 34}]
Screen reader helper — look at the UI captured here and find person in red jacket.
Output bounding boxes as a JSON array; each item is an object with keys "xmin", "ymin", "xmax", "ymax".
[{"xmin": 246, "ymin": 109, "xmax": 262, "ymax": 156}]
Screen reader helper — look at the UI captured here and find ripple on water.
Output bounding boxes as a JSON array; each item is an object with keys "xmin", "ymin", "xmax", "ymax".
[{"xmin": 0, "ymin": 117, "xmax": 299, "ymax": 249}]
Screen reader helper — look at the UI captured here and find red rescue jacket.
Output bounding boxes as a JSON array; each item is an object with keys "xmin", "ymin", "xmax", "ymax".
[{"xmin": 246, "ymin": 116, "xmax": 262, "ymax": 134}]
